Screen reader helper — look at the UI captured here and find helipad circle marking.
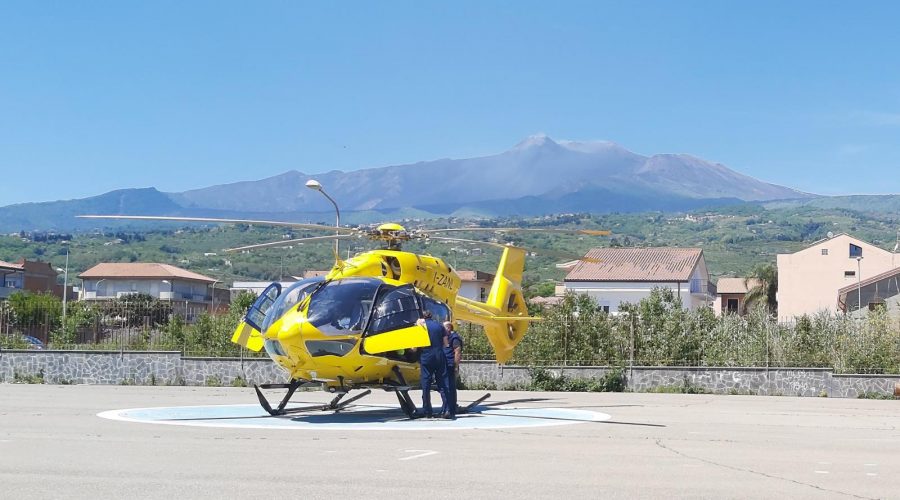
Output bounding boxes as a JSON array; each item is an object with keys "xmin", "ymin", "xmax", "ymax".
[{"xmin": 98, "ymin": 403, "xmax": 611, "ymax": 430}]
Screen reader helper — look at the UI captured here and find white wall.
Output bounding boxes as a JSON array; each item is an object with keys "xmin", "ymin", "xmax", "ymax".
[
  {"xmin": 565, "ymin": 281, "xmax": 692, "ymax": 312},
  {"xmin": 82, "ymin": 278, "xmax": 209, "ymax": 301},
  {"xmin": 458, "ymin": 281, "xmax": 489, "ymax": 302}
]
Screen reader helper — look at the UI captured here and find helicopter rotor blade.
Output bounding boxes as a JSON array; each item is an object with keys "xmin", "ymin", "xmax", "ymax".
[
  {"xmin": 225, "ymin": 234, "xmax": 359, "ymax": 253},
  {"xmin": 77, "ymin": 215, "xmax": 356, "ymax": 233},
  {"xmin": 421, "ymin": 227, "xmax": 611, "ymax": 236},
  {"xmin": 420, "ymin": 235, "xmax": 521, "ymax": 250},
  {"xmin": 421, "ymin": 236, "xmax": 600, "ymax": 264}
]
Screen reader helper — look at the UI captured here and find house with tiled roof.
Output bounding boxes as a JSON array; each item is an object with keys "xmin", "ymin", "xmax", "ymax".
[
  {"xmin": 0, "ymin": 260, "xmax": 25, "ymax": 300},
  {"xmin": 564, "ymin": 247, "xmax": 715, "ymax": 313},
  {"xmin": 79, "ymin": 263, "xmax": 222, "ymax": 320},
  {"xmin": 714, "ymin": 277, "xmax": 761, "ymax": 316}
]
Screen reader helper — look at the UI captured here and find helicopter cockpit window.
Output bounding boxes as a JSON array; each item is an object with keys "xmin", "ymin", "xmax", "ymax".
[
  {"xmin": 244, "ymin": 282, "xmax": 282, "ymax": 332},
  {"xmin": 260, "ymin": 277, "xmax": 324, "ymax": 332},
  {"xmin": 421, "ymin": 296, "xmax": 451, "ymax": 324},
  {"xmin": 367, "ymin": 285, "xmax": 420, "ymax": 336},
  {"xmin": 307, "ymin": 278, "xmax": 380, "ymax": 336}
]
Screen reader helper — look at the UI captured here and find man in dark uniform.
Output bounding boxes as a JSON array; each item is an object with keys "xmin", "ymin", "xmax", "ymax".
[
  {"xmin": 417, "ymin": 311, "xmax": 450, "ymax": 419},
  {"xmin": 440, "ymin": 321, "xmax": 463, "ymax": 418}
]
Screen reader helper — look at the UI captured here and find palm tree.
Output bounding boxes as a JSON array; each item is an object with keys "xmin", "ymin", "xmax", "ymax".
[{"xmin": 744, "ymin": 263, "xmax": 777, "ymax": 314}]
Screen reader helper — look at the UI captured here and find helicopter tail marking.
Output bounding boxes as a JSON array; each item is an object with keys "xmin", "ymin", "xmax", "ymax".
[
  {"xmin": 482, "ymin": 246, "xmax": 530, "ymax": 364},
  {"xmin": 231, "ymin": 321, "xmax": 265, "ymax": 352}
]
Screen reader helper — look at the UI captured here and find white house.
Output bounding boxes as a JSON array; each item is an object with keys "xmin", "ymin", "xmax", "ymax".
[
  {"xmin": 79, "ymin": 263, "xmax": 220, "ymax": 319},
  {"xmin": 456, "ymin": 270, "xmax": 495, "ymax": 302},
  {"xmin": 564, "ymin": 247, "xmax": 715, "ymax": 313}
]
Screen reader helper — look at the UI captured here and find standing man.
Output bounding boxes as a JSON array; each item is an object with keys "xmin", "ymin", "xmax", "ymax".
[
  {"xmin": 417, "ymin": 311, "xmax": 450, "ymax": 419},
  {"xmin": 441, "ymin": 321, "xmax": 463, "ymax": 418}
]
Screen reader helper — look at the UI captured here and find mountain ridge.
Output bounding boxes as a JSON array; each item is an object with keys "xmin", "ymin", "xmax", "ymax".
[{"xmin": 1, "ymin": 135, "xmax": 817, "ymax": 231}]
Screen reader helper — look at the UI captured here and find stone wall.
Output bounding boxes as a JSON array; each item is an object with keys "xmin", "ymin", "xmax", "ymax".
[
  {"xmin": 1, "ymin": 350, "xmax": 897, "ymax": 398},
  {"xmin": 461, "ymin": 362, "xmax": 897, "ymax": 398}
]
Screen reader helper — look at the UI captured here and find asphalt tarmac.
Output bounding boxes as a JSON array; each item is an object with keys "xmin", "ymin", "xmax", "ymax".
[{"xmin": 1, "ymin": 384, "xmax": 897, "ymax": 499}]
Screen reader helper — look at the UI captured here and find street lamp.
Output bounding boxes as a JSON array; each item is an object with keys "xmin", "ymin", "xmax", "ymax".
[
  {"xmin": 856, "ymin": 256, "xmax": 863, "ymax": 312},
  {"xmin": 209, "ymin": 279, "xmax": 219, "ymax": 313},
  {"xmin": 55, "ymin": 248, "xmax": 69, "ymax": 325},
  {"xmin": 305, "ymin": 179, "xmax": 341, "ymax": 256}
]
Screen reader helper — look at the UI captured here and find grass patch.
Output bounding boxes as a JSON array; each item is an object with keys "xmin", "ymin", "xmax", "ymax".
[
  {"xmin": 13, "ymin": 370, "xmax": 45, "ymax": 384},
  {"xmin": 857, "ymin": 392, "xmax": 896, "ymax": 400}
]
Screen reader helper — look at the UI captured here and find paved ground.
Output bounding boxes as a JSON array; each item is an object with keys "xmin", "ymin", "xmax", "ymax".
[{"xmin": 1, "ymin": 384, "xmax": 898, "ymax": 499}]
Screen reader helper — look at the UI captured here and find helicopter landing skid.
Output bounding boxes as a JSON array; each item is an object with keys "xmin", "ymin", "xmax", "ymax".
[
  {"xmin": 254, "ymin": 381, "xmax": 372, "ymax": 416},
  {"xmin": 457, "ymin": 392, "xmax": 491, "ymax": 414}
]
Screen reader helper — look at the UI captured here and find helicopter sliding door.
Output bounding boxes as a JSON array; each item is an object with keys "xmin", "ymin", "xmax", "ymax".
[{"xmin": 361, "ymin": 285, "xmax": 430, "ymax": 355}]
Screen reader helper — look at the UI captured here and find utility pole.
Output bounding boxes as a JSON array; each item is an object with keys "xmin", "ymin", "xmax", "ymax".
[{"xmin": 856, "ymin": 256, "xmax": 863, "ymax": 312}]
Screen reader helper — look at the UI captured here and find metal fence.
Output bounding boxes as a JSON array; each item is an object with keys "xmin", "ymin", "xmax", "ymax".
[{"xmin": 2, "ymin": 299, "xmax": 899, "ymax": 373}]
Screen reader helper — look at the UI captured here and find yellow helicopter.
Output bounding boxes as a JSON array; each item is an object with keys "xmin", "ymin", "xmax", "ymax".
[{"xmin": 79, "ymin": 214, "xmax": 608, "ymax": 417}]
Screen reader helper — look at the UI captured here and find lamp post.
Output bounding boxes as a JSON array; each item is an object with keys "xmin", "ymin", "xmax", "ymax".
[
  {"xmin": 55, "ymin": 247, "xmax": 69, "ymax": 325},
  {"xmin": 210, "ymin": 279, "xmax": 219, "ymax": 313},
  {"xmin": 305, "ymin": 179, "xmax": 341, "ymax": 256},
  {"xmin": 856, "ymin": 256, "xmax": 863, "ymax": 312}
]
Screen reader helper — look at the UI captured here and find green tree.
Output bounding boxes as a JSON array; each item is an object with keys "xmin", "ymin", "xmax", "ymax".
[
  {"xmin": 7, "ymin": 292, "xmax": 61, "ymax": 341},
  {"xmin": 744, "ymin": 263, "xmax": 777, "ymax": 314}
]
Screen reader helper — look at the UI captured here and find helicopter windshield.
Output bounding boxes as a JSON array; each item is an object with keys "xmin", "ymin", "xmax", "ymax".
[
  {"xmin": 307, "ymin": 278, "xmax": 380, "ymax": 336},
  {"xmin": 260, "ymin": 277, "xmax": 324, "ymax": 332}
]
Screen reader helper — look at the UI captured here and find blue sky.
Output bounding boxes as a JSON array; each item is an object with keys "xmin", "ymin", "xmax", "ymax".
[{"xmin": 2, "ymin": 1, "xmax": 899, "ymax": 205}]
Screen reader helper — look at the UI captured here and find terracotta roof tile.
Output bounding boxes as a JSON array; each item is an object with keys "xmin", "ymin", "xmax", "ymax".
[
  {"xmin": 565, "ymin": 247, "xmax": 702, "ymax": 282},
  {"xmin": 456, "ymin": 270, "xmax": 495, "ymax": 282},
  {"xmin": 716, "ymin": 277, "xmax": 761, "ymax": 295},
  {"xmin": 0, "ymin": 260, "xmax": 24, "ymax": 271},
  {"xmin": 78, "ymin": 263, "xmax": 215, "ymax": 282}
]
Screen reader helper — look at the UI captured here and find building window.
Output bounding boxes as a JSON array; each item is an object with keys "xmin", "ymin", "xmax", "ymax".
[
  {"xmin": 821, "ymin": 249, "xmax": 828, "ymax": 255},
  {"xmin": 600, "ymin": 305, "xmax": 610, "ymax": 313},
  {"xmin": 726, "ymin": 298, "xmax": 739, "ymax": 314},
  {"xmin": 844, "ymin": 271, "xmax": 856, "ymax": 278},
  {"xmin": 849, "ymin": 244, "xmax": 862, "ymax": 258},
  {"xmin": 479, "ymin": 287, "xmax": 487, "ymax": 302}
]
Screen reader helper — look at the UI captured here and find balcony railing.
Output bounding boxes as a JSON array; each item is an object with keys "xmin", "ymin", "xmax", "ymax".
[{"xmin": 690, "ymin": 279, "xmax": 716, "ymax": 296}]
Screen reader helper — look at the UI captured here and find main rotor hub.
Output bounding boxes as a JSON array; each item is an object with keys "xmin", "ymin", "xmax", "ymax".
[{"xmin": 371, "ymin": 223, "xmax": 411, "ymax": 249}]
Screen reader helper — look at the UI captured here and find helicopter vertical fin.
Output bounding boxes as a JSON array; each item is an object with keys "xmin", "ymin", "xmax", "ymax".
[{"xmin": 481, "ymin": 246, "xmax": 530, "ymax": 364}]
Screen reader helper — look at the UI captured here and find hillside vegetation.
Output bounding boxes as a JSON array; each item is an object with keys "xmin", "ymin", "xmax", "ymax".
[{"xmin": 1, "ymin": 204, "xmax": 898, "ymax": 295}]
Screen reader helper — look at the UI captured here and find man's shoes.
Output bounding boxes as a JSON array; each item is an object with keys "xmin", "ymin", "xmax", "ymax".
[
  {"xmin": 413, "ymin": 411, "xmax": 433, "ymax": 419},
  {"xmin": 441, "ymin": 413, "xmax": 455, "ymax": 420}
]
